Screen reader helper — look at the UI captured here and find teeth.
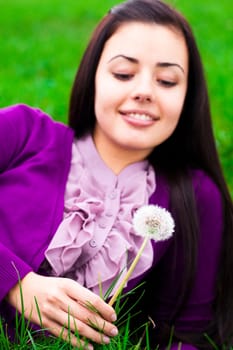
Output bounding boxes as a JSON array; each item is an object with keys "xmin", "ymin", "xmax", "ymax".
[{"xmin": 128, "ymin": 113, "xmax": 153, "ymax": 121}]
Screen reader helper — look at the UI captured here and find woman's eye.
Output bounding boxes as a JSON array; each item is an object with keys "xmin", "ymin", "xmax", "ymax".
[
  {"xmin": 157, "ymin": 79, "xmax": 177, "ymax": 87},
  {"xmin": 113, "ymin": 73, "xmax": 133, "ymax": 81}
]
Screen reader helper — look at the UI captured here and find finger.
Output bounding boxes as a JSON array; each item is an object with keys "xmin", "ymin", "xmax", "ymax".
[
  {"xmin": 47, "ymin": 308, "xmax": 112, "ymax": 345},
  {"xmin": 48, "ymin": 299, "xmax": 118, "ymax": 343},
  {"xmin": 65, "ymin": 281, "xmax": 117, "ymax": 322},
  {"xmin": 73, "ymin": 300, "xmax": 118, "ymax": 337},
  {"xmin": 43, "ymin": 319, "xmax": 94, "ymax": 350},
  {"xmin": 59, "ymin": 292, "xmax": 118, "ymax": 335}
]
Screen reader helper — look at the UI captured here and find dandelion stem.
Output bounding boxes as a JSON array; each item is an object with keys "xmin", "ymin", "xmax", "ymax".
[{"xmin": 108, "ymin": 236, "xmax": 149, "ymax": 306}]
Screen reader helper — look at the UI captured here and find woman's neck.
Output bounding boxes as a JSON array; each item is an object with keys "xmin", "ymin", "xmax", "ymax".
[{"xmin": 93, "ymin": 137, "xmax": 150, "ymax": 175}]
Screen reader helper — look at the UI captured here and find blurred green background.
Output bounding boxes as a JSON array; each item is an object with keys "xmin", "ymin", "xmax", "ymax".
[{"xmin": 0, "ymin": 0, "xmax": 232, "ymax": 193}]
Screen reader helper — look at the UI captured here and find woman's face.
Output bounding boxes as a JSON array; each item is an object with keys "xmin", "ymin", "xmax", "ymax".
[{"xmin": 94, "ymin": 22, "xmax": 188, "ymax": 170}]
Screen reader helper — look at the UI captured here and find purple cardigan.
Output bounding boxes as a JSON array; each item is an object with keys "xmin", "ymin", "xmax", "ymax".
[{"xmin": 0, "ymin": 104, "xmax": 223, "ymax": 336}]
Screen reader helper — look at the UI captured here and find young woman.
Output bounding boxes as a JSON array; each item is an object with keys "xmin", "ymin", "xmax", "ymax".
[{"xmin": 1, "ymin": 0, "xmax": 233, "ymax": 349}]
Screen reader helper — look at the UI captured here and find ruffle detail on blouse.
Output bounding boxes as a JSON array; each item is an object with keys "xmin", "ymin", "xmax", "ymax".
[{"xmin": 45, "ymin": 135, "xmax": 156, "ymax": 296}]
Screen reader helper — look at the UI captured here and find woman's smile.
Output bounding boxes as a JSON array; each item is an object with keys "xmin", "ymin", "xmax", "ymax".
[{"xmin": 120, "ymin": 110, "xmax": 158, "ymax": 126}]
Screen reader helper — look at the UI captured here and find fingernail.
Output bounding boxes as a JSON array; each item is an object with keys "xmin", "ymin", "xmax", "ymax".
[
  {"xmin": 82, "ymin": 344, "xmax": 93, "ymax": 350},
  {"xmin": 111, "ymin": 313, "xmax": 117, "ymax": 322},
  {"xmin": 103, "ymin": 336, "xmax": 110, "ymax": 344},
  {"xmin": 111, "ymin": 327, "xmax": 118, "ymax": 336}
]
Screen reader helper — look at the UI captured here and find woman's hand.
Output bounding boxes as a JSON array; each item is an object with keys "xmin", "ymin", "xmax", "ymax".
[{"xmin": 6, "ymin": 272, "xmax": 118, "ymax": 349}]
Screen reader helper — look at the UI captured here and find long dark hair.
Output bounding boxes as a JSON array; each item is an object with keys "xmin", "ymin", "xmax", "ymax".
[{"xmin": 68, "ymin": 0, "xmax": 233, "ymax": 347}]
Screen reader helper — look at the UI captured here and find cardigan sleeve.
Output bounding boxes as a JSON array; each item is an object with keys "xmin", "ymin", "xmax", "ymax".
[
  {"xmin": 0, "ymin": 104, "xmax": 50, "ymax": 171},
  {"xmin": 0, "ymin": 105, "xmax": 32, "ymax": 296},
  {"xmin": 0, "ymin": 104, "xmax": 73, "ymax": 301}
]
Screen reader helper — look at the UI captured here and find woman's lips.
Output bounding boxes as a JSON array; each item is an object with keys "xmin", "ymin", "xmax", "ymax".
[{"xmin": 120, "ymin": 111, "xmax": 158, "ymax": 126}]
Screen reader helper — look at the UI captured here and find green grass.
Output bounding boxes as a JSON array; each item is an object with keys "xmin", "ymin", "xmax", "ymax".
[
  {"xmin": 0, "ymin": 285, "xmax": 219, "ymax": 350},
  {"xmin": 0, "ymin": 0, "xmax": 119, "ymax": 119},
  {"xmin": 0, "ymin": 0, "xmax": 232, "ymax": 193}
]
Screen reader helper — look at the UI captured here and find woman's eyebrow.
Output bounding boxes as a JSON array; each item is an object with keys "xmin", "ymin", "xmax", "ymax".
[
  {"xmin": 108, "ymin": 55, "xmax": 185, "ymax": 74},
  {"xmin": 156, "ymin": 61, "xmax": 185, "ymax": 74},
  {"xmin": 108, "ymin": 54, "xmax": 138, "ymax": 64}
]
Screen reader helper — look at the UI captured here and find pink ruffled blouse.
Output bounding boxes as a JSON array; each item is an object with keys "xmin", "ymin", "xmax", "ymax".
[{"xmin": 45, "ymin": 134, "xmax": 156, "ymax": 296}]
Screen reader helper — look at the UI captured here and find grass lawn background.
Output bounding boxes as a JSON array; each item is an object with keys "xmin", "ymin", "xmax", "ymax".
[{"xmin": 0, "ymin": 0, "xmax": 232, "ymax": 194}]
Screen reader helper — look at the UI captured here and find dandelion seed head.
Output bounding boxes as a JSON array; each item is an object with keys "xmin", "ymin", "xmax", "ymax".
[{"xmin": 133, "ymin": 204, "xmax": 175, "ymax": 241}]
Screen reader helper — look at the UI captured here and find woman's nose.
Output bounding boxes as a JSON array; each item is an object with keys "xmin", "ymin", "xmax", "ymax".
[
  {"xmin": 132, "ymin": 75, "xmax": 154, "ymax": 103},
  {"xmin": 134, "ymin": 94, "xmax": 152, "ymax": 103}
]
